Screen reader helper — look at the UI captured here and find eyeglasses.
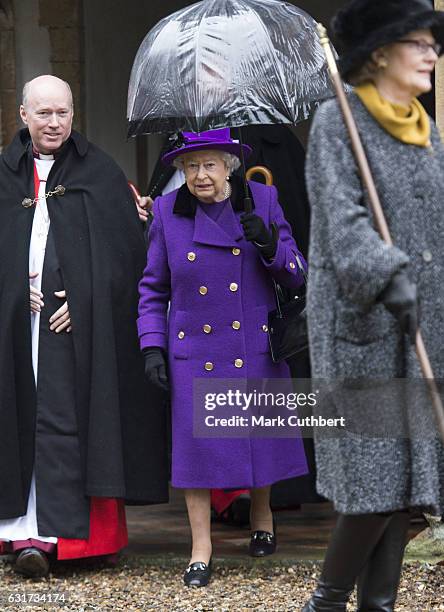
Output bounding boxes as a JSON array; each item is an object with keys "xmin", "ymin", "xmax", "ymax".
[{"xmin": 397, "ymin": 39, "xmax": 442, "ymax": 56}]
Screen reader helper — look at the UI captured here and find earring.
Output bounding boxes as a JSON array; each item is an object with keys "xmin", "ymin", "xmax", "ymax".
[
  {"xmin": 223, "ymin": 178, "xmax": 232, "ymax": 199},
  {"xmin": 377, "ymin": 58, "xmax": 388, "ymax": 69}
]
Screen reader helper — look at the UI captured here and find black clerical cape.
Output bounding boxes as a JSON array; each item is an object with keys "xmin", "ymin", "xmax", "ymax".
[{"xmin": 0, "ymin": 129, "xmax": 169, "ymax": 528}]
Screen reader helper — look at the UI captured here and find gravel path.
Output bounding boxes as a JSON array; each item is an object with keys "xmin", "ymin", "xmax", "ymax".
[{"xmin": 1, "ymin": 556, "xmax": 444, "ymax": 611}]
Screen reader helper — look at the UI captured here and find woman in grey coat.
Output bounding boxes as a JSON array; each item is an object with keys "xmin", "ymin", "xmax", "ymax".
[{"xmin": 303, "ymin": 0, "xmax": 444, "ymax": 610}]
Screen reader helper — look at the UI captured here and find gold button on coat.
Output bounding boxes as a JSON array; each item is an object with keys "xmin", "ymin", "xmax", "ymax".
[
  {"xmin": 262, "ymin": 325, "xmax": 268, "ymax": 333},
  {"xmin": 289, "ymin": 262, "xmax": 296, "ymax": 269},
  {"xmin": 232, "ymin": 248, "xmax": 241, "ymax": 256},
  {"xmin": 203, "ymin": 324, "xmax": 212, "ymax": 334},
  {"xmin": 199, "ymin": 286, "xmax": 208, "ymax": 295},
  {"xmin": 187, "ymin": 252, "xmax": 196, "ymax": 261},
  {"xmin": 234, "ymin": 359, "xmax": 244, "ymax": 368},
  {"xmin": 229, "ymin": 283, "xmax": 238, "ymax": 292},
  {"xmin": 178, "ymin": 331, "xmax": 185, "ymax": 339},
  {"xmin": 205, "ymin": 362, "xmax": 214, "ymax": 371},
  {"xmin": 232, "ymin": 321, "xmax": 241, "ymax": 330}
]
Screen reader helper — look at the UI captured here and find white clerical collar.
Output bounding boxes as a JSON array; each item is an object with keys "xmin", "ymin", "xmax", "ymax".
[{"xmin": 32, "ymin": 145, "xmax": 55, "ymax": 161}]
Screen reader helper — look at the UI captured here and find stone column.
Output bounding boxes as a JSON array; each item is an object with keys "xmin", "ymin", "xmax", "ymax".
[
  {"xmin": 39, "ymin": 0, "xmax": 84, "ymax": 132},
  {"xmin": 0, "ymin": 1, "xmax": 17, "ymax": 149},
  {"xmin": 436, "ymin": 0, "xmax": 444, "ymax": 138}
]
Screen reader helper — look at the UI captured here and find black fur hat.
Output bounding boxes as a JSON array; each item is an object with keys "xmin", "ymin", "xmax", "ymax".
[{"xmin": 332, "ymin": 0, "xmax": 444, "ymax": 80}]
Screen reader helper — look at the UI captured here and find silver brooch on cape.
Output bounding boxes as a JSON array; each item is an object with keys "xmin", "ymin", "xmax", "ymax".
[{"xmin": 22, "ymin": 185, "xmax": 66, "ymax": 208}]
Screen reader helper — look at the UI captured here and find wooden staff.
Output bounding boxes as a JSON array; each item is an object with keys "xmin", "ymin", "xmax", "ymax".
[{"xmin": 317, "ymin": 23, "xmax": 444, "ymax": 442}]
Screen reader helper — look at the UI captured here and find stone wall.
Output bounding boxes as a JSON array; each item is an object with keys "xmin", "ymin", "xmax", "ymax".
[{"xmin": 0, "ymin": 0, "xmax": 347, "ymax": 170}]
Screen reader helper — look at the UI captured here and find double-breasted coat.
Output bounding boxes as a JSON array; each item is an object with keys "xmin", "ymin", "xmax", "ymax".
[
  {"xmin": 306, "ymin": 93, "xmax": 444, "ymax": 515},
  {"xmin": 138, "ymin": 179, "xmax": 308, "ymax": 488}
]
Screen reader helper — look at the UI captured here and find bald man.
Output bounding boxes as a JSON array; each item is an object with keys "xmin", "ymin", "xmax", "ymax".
[{"xmin": 0, "ymin": 75, "xmax": 168, "ymax": 577}]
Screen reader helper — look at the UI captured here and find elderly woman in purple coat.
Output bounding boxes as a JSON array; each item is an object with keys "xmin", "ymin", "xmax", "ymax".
[{"xmin": 137, "ymin": 128, "xmax": 308, "ymax": 587}]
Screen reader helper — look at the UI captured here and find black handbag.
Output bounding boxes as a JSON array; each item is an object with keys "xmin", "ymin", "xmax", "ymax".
[{"xmin": 268, "ymin": 253, "xmax": 308, "ymax": 363}]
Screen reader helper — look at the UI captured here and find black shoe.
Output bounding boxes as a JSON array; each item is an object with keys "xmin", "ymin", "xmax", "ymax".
[
  {"xmin": 15, "ymin": 547, "xmax": 49, "ymax": 578},
  {"xmin": 183, "ymin": 559, "xmax": 212, "ymax": 587},
  {"xmin": 249, "ymin": 519, "xmax": 276, "ymax": 557}
]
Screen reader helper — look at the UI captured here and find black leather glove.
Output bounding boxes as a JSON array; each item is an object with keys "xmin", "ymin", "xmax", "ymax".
[
  {"xmin": 379, "ymin": 271, "xmax": 418, "ymax": 345},
  {"xmin": 240, "ymin": 213, "xmax": 277, "ymax": 260},
  {"xmin": 142, "ymin": 347, "xmax": 169, "ymax": 392}
]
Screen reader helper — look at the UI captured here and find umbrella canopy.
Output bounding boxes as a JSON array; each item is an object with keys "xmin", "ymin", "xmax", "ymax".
[{"xmin": 127, "ymin": 0, "xmax": 335, "ymax": 136}]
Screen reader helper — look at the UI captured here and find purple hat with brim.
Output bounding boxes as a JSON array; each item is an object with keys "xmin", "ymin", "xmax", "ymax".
[{"xmin": 162, "ymin": 128, "xmax": 252, "ymax": 166}]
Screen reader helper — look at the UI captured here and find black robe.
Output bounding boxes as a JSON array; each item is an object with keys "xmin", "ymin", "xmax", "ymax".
[{"xmin": 0, "ymin": 129, "xmax": 169, "ymax": 526}]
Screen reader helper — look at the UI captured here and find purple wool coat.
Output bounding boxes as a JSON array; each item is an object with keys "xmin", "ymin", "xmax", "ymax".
[{"xmin": 138, "ymin": 180, "xmax": 308, "ymax": 488}]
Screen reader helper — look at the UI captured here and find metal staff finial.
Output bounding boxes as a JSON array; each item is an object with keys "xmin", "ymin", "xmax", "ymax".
[{"xmin": 316, "ymin": 23, "xmax": 339, "ymax": 76}]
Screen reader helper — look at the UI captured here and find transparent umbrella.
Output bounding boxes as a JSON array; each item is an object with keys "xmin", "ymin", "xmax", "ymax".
[{"xmin": 127, "ymin": 0, "xmax": 336, "ymax": 136}]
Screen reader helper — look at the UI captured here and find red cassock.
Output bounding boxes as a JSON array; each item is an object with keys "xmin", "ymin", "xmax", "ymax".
[
  {"xmin": 211, "ymin": 489, "xmax": 248, "ymax": 515},
  {"xmin": 0, "ymin": 498, "xmax": 127, "ymax": 560},
  {"xmin": 57, "ymin": 498, "xmax": 127, "ymax": 560}
]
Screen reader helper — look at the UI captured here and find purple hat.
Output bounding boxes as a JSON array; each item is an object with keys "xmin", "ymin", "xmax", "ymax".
[{"xmin": 162, "ymin": 128, "xmax": 252, "ymax": 166}]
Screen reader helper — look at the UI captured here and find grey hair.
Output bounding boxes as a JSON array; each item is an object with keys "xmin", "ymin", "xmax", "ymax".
[
  {"xmin": 173, "ymin": 151, "xmax": 241, "ymax": 175},
  {"xmin": 22, "ymin": 78, "xmax": 74, "ymax": 109}
]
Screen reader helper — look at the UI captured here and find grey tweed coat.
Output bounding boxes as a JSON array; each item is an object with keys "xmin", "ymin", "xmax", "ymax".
[{"xmin": 305, "ymin": 92, "xmax": 444, "ymax": 515}]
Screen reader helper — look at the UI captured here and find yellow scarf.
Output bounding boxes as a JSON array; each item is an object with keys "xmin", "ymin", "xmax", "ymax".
[{"xmin": 355, "ymin": 82, "xmax": 431, "ymax": 148}]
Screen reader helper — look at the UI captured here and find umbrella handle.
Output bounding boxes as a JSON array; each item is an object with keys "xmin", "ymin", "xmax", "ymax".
[{"xmin": 246, "ymin": 166, "xmax": 274, "ymax": 186}]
